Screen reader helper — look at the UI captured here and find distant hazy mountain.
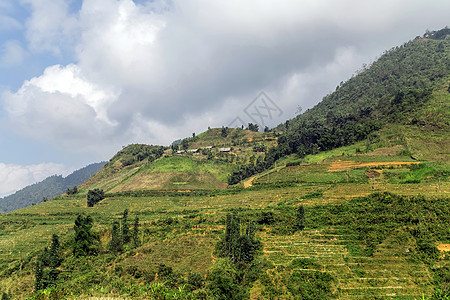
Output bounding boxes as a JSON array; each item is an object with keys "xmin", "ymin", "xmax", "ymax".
[{"xmin": 0, "ymin": 162, "xmax": 106, "ymax": 213}]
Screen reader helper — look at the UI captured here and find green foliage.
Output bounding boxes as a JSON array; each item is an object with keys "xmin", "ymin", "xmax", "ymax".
[
  {"xmin": 122, "ymin": 209, "xmax": 130, "ymax": 244},
  {"xmin": 295, "ymin": 205, "xmax": 305, "ymax": 231},
  {"xmin": 247, "ymin": 123, "xmax": 259, "ymax": 132},
  {"xmin": 73, "ymin": 214, "xmax": 98, "ymax": 257},
  {"xmin": 287, "ymin": 270, "xmax": 334, "ymax": 299},
  {"xmin": 303, "ymin": 191, "xmax": 324, "ymax": 199},
  {"xmin": 65, "ymin": 186, "xmax": 78, "ymax": 195},
  {"xmin": 111, "ymin": 144, "xmax": 166, "ymax": 167},
  {"xmin": 288, "ymin": 258, "xmax": 321, "ymax": 270},
  {"xmin": 308, "ymin": 192, "xmax": 449, "ymax": 258},
  {"xmin": 34, "ymin": 260, "xmax": 44, "ymax": 292},
  {"xmin": 34, "ymin": 234, "xmax": 62, "ymax": 292},
  {"xmin": 108, "ymin": 221, "xmax": 123, "ymax": 254},
  {"xmin": 257, "ymin": 211, "xmax": 274, "ymax": 225},
  {"xmin": 187, "ymin": 273, "xmax": 204, "ymax": 291},
  {"xmin": 87, "ymin": 188, "xmax": 105, "ymax": 207},
  {"xmin": 157, "ymin": 264, "xmax": 173, "ymax": 277},
  {"xmin": 207, "ymin": 260, "xmax": 242, "ymax": 300},
  {"xmin": 1, "ymin": 292, "xmax": 10, "ymax": 300},
  {"xmin": 216, "ymin": 212, "xmax": 262, "ymax": 264},
  {"xmin": 132, "ymin": 216, "xmax": 140, "ymax": 248},
  {"xmin": 221, "ymin": 126, "xmax": 229, "ymax": 137}
]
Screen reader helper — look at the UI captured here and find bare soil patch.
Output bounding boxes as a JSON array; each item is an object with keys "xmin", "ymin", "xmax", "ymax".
[{"xmin": 437, "ymin": 244, "xmax": 450, "ymax": 252}]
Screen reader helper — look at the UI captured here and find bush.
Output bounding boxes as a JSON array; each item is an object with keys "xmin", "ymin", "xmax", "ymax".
[
  {"xmin": 87, "ymin": 189, "xmax": 105, "ymax": 207},
  {"xmin": 66, "ymin": 186, "xmax": 78, "ymax": 195},
  {"xmin": 257, "ymin": 211, "xmax": 274, "ymax": 225},
  {"xmin": 287, "ymin": 270, "xmax": 334, "ymax": 299}
]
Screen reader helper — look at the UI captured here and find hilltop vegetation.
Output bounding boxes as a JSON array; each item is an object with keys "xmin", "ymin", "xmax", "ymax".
[
  {"xmin": 80, "ymin": 128, "xmax": 278, "ymax": 194},
  {"xmin": 0, "ymin": 29, "xmax": 449, "ymax": 299}
]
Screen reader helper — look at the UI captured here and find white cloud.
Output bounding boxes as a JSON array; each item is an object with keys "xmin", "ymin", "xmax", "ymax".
[
  {"xmin": 0, "ymin": 162, "xmax": 71, "ymax": 198},
  {"xmin": 1, "ymin": 40, "xmax": 28, "ymax": 67},
  {"xmin": 0, "ymin": 15, "xmax": 22, "ymax": 31},
  {"xmin": 2, "ymin": 63, "xmax": 120, "ymax": 157},
  {"xmin": 22, "ymin": 0, "xmax": 79, "ymax": 55},
  {"xmin": 3, "ymin": 0, "xmax": 450, "ymax": 160}
]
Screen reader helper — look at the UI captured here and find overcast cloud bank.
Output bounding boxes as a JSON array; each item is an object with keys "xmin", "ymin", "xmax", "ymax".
[{"xmin": 0, "ymin": 0, "xmax": 449, "ymax": 195}]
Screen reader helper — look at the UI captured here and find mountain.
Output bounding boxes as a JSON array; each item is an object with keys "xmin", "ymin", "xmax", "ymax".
[
  {"xmin": 0, "ymin": 30, "xmax": 449, "ymax": 299},
  {"xmin": 225, "ymin": 29, "xmax": 450, "ymax": 183},
  {"xmin": 0, "ymin": 162, "xmax": 106, "ymax": 213},
  {"xmin": 80, "ymin": 129, "xmax": 278, "ymax": 193},
  {"xmin": 278, "ymin": 30, "xmax": 449, "ymax": 158}
]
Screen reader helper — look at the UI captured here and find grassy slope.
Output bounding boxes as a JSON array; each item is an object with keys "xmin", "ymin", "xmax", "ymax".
[{"xmin": 80, "ymin": 128, "xmax": 277, "ymax": 194}]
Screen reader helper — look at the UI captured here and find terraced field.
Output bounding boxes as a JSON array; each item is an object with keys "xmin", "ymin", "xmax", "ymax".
[{"xmin": 261, "ymin": 228, "xmax": 434, "ymax": 299}]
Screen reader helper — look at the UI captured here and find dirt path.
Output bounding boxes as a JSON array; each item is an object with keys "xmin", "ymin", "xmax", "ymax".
[
  {"xmin": 329, "ymin": 160, "xmax": 420, "ymax": 172},
  {"xmin": 243, "ymin": 166, "xmax": 283, "ymax": 188},
  {"xmin": 437, "ymin": 244, "xmax": 450, "ymax": 252},
  {"xmin": 243, "ymin": 177, "xmax": 255, "ymax": 188}
]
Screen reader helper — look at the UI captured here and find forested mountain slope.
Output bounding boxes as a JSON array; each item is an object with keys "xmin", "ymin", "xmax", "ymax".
[
  {"xmin": 0, "ymin": 162, "xmax": 106, "ymax": 213},
  {"xmin": 277, "ymin": 31, "xmax": 449, "ymax": 157}
]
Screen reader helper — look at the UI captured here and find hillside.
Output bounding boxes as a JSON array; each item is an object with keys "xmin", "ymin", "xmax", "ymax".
[
  {"xmin": 0, "ymin": 162, "xmax": 106, "ymax": 213},
  {"xmin": 80, "ymin": 128, "xmax": 278, "ymax": 193},
  {"xmin": 0, "ymin": 30, "xmax": 449, "ymax": 300},
  {"xmin": 276, "ymin": 32, "xmax": 449, "ymax": 163}
]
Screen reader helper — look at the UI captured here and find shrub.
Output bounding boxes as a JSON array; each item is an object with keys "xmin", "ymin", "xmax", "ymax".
[{"xmin": 87, "ymin": 189, "xmax": 105, "ymax": 207}]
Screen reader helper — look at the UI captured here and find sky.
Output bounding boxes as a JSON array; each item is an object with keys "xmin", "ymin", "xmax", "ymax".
[{"xmin": 0, "ymin": 0, "xmax": 449, "ymax": 198}]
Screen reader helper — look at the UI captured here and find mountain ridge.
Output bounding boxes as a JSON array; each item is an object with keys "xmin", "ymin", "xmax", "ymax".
[{"xmin": 0, "ymin": 161, "xmax": 106, "ymax": 213}]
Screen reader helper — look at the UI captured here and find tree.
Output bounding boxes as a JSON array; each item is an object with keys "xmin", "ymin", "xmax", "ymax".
[
  {"xmin": 87, "ymin": 189, "xmax": 105, "ymax": 207},
  {"xmin": 108, "ymin": 221, "xmax": 123, "ymax": 254},
  {"xmin": 132, "ymin": 216, "xmax": 140, "ymax": 248},
  {"xmin": 181, "ymin": 139, "xmax": 189, "ymax": 150},
  {"xmin": 34, "ymin": 234, "xmax": 62, "ymax": 292},
  {"xmin": 247, "ymin": 123, "xmax": 259, "ymax": 132},
  {"xmin": 122, "ymin": 209, "xmax": 130, "ymax": 244},
  {"xmin": 295, "ymin": 205, "xmax": 305, "ymax": 231},
  {"xmin": 216, "ymin": 212, "xmax": 261, "ymax": 264},
  {"xmin": 49, "ymin": 234, "xmax": 62, "ymax": 268},
  {"xmin": 221, "ymin": 126, "xmax": 229, "ymax": 137},
  {"xmin": 73, "ymin": 214, "xmax": 98, "ymax": 257},
  {"xmin": 66, "ymin": 186, "xmax": 78, "ymax": 195},
  {"xmin": 34, "ymin": 260, "xmax": 44, "ymax": 292},
  {"xmin": 1, "ymin": 292, "xmax": 11, "ymax": 300}
]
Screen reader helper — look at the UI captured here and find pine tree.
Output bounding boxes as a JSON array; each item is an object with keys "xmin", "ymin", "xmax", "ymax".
[
  {"xmin": 73, "ymin": 214, "xmax": 98, "ymax": 257},
  {"xmin": 35, "ymin": 234, "xmax": 63, "ymax": 292},
  {"xmin": 296, "ymin": 205, "xmax": 305, "ymax": 231},
  {"xmin": 108, "ymin": 221, "xmax": 123, "ymax": 253},
  {"xmin": 49, "ymin": 234, "xmax": 62, "ymax": 268},
  {"xmin": 34, "ymin": 260, "xmax": 44, "ymax": 292},
  {"xmin": 217, "ymin": 212, "xmax": 261, "ymax": 264},
  {"xmin": 132, "ymin": 216, "xmax": 140, "ymax": 248},
  {"xmin": 122, "ymin": 209, "xmax": 130, "ymax": 244}
]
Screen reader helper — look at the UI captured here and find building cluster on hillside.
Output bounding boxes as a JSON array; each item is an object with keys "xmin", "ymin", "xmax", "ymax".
[{"xmin": 176, "ymin": 145, "xmax": 233, "ymax": 155}]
